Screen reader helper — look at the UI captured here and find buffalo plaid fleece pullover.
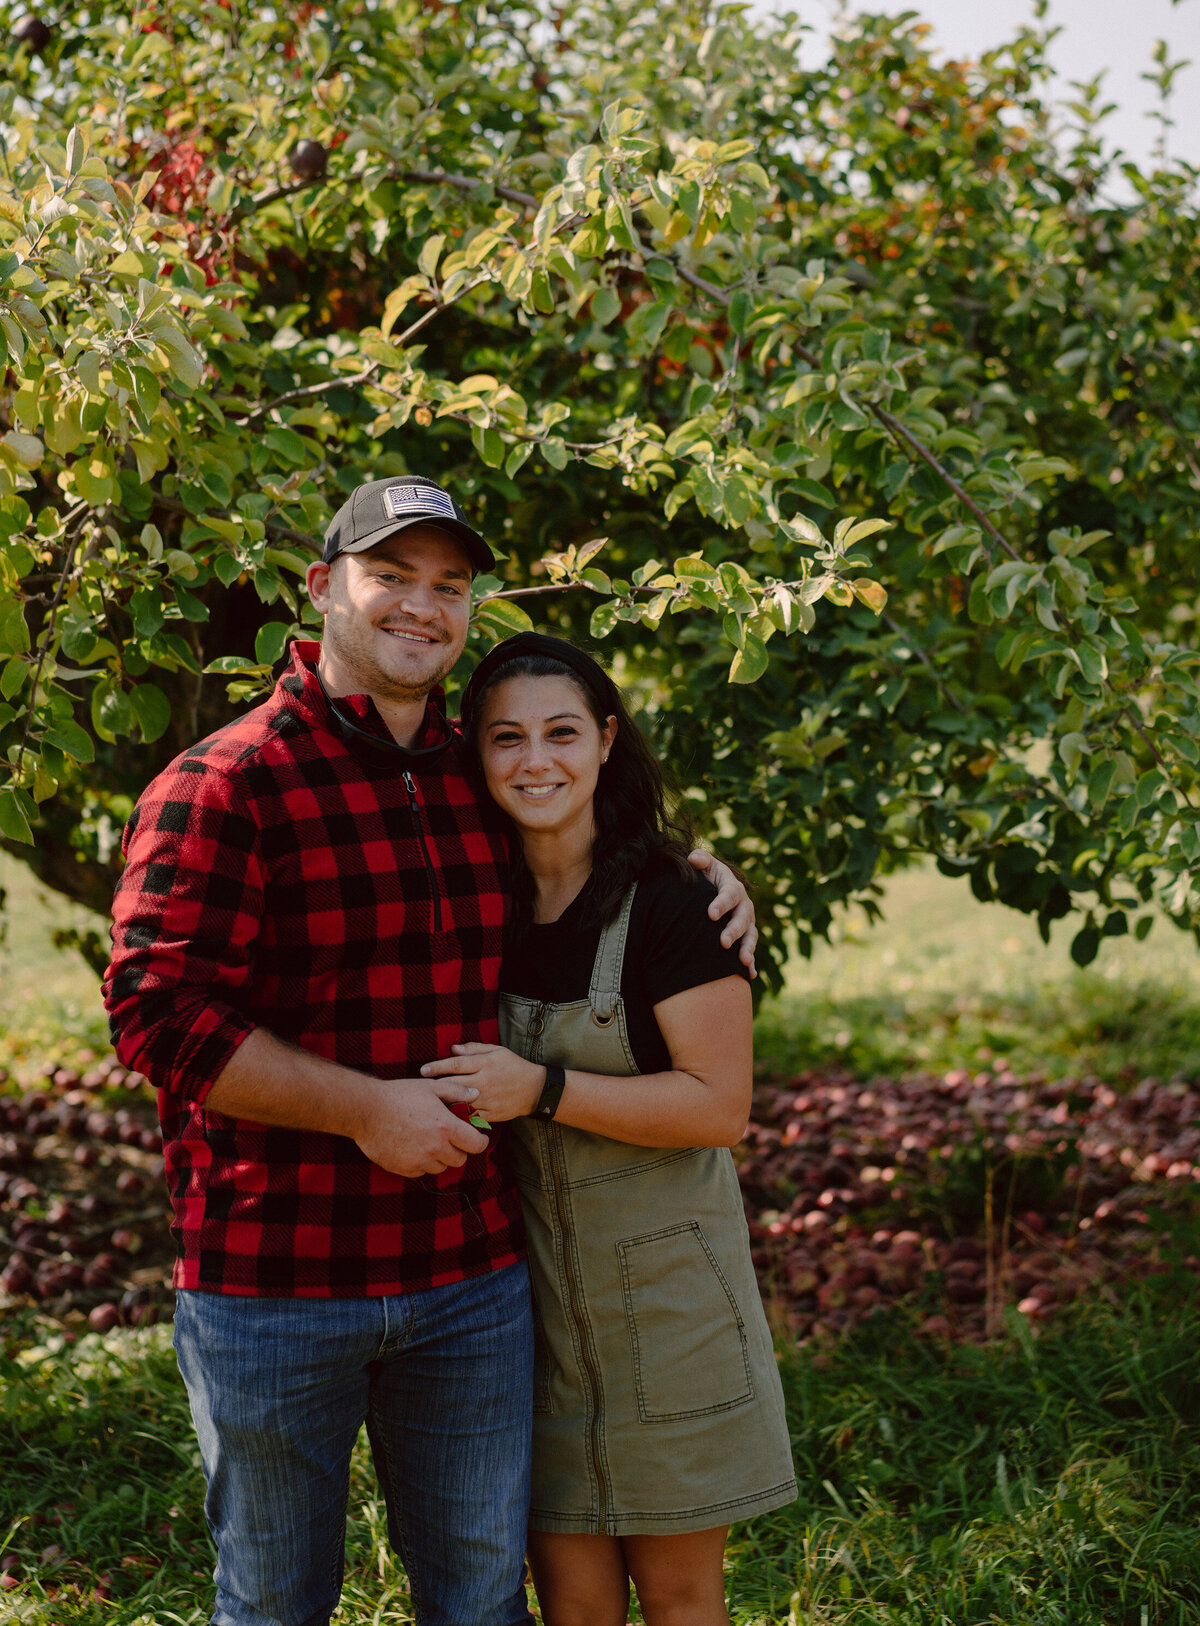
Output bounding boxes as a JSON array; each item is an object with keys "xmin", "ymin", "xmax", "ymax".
[{"xmin": 103, "ymin": 641, "xmax": 523, "ymax": 1296}]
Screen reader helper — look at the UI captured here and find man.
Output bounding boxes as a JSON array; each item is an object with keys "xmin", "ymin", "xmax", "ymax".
[{"xmin": 104, "ymin": 475, "xmax": 755, "ymax": 1626}]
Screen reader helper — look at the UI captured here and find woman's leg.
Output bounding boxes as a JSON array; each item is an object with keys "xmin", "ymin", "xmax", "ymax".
[
  {"xmin": 526, "ymin": 1531, "xmax": 630, "ymax": 1626},
  {"xmin": 622, "ymin": 1527, "xmax": 731, "ymax": 1626}
]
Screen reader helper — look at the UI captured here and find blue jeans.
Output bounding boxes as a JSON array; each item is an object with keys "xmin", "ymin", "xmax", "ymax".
[{"xmin": 173, "ymin": 1261, "xmax": 535, "ymax": 1626}]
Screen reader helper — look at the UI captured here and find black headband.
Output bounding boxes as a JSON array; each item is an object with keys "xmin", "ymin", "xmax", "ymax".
[{"xmin": 460, "ymin": 632, "xmax": 618, "ymax": 728}]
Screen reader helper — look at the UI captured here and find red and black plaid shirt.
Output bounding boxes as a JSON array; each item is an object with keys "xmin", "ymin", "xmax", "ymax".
[{"xmin": 104, "ymin": 641, "xmax": 523, "ymax": 1297}]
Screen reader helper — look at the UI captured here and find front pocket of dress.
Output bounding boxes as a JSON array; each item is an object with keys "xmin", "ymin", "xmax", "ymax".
[{"xmin": 617, "ymin": 1221, "xmax": 754, "ymax": 1423}]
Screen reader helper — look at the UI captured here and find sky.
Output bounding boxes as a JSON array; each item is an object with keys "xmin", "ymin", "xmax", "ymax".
[{"xmin": 758, "ymin": 0, "xmax": 1199, "ymax": 179}]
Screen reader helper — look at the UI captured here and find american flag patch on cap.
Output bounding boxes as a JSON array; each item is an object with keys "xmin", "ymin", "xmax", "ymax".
[{"xmin": 383, "ymin": 483, "xmax": 457, "ymax": 521}]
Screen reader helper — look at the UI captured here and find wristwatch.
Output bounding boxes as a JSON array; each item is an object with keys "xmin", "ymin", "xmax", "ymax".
[{"xmin": 530, "ymin": 1064, "xmax": 566, "ymax": 1121}]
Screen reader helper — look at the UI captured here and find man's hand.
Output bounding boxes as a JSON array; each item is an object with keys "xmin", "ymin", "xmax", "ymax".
[
  {"xmin": 688, "ymin": 849, "xmax": 757, "ymax": 975},
  {"xmin": 204, "ymin": 1030, "xmax": 491, "ymax": 1177},
  {"xmin": 353, "ymin": 1077, "xmax": 489, "ymax": 1178},
  {"xmin": 421, "ymin": 1043, "xmax": 544, "ymax": 1123}
]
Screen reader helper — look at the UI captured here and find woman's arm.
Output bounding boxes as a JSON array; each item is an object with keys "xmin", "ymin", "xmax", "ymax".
[{"xmin": 420, "ymin": 974, "xmax": 753, "ymax": 1149}]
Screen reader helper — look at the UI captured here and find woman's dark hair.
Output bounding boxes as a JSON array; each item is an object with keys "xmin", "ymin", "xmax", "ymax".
[{"xmin": 464, "ymin": 647, "xmax": 698, "ymax": 927}]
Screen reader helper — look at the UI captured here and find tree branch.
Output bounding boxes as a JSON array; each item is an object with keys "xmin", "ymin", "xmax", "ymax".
[
  {"xmin": 233, "ymin": 293, "xmax": 465, "ymax": 428},
  {"xmin": 151, "ymin": 492, "xmax": 317, "ymax": 553},
  {"xmin": 231, "ymin": 167, "xmax": 540, "ymax": 231},
  {"xmin": 870, "ymin": 405, "xmax": 1022, "ymax": 563},
  {"xmin": 671, "ymin": 257, "xmax": 1025, "ymax": 564}
]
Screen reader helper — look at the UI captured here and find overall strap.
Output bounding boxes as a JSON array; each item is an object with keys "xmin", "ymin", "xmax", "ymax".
[{"xmin": 587, "ymin": 883, "xmax": 637, "ymax": 1026}]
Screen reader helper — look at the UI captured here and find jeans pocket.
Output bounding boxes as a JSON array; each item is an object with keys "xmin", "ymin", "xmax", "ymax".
[{"xmin": 617, "ymin": 1221, "xmax": 755, "ymax": 1423}]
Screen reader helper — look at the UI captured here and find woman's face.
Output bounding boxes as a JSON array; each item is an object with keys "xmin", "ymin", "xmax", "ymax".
[{"xmin": 477, "ymin": 673, "xmax": 616, "ymax": 844}]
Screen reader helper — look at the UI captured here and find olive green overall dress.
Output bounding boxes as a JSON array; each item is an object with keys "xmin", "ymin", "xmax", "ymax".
[{"xmin": 499, "ymin": 885, "xmax": 797, "ymax": 1536}]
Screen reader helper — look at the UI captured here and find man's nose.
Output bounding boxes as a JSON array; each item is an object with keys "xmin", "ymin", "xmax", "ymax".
[{"xmin": 394, "ymin": 579, "xmax": 439, "ymax": 619}]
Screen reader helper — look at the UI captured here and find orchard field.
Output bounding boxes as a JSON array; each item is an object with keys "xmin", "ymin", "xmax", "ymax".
[{"xmin": 3, "ymin": 860, "xmax": 1200, "ymax": 1622}]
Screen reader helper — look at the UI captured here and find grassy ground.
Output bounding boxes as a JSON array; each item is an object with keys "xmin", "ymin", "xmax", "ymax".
[
  {"xmin": 4, "ymin": 854, "xmax": 1200, "ymax": 1621},
  {"xmin": 755, "ymin": 866, "xmax": 1200, "ymax": 1083},
  {"xmin": 2, "ymin": 1286, "xmax": 1198, "ymax": 1623},
  {"xmin": 0, "ymin": 854, "xmax": 111, "ymax": 1072}
]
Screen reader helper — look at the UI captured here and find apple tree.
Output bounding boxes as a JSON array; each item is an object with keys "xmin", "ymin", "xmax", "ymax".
[{"xmin": 0, "ymin": 0, "xmax": 1197, "ymax": 981}]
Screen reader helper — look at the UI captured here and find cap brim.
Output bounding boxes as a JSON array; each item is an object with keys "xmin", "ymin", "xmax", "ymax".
[{"xmin": 329, "ymin": 514, "xmax": 495, "ymax": 575}]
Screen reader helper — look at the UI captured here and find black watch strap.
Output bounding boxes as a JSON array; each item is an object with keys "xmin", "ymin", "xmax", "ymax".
[{"xmin": 530, "ymin": 1064, "xmax": 566, "ymax": 1121}]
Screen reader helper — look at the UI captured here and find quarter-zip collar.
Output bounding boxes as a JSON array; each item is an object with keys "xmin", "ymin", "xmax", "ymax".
[{"xmin": 279, "ymin": 639, "xmax": 457, "ymax": 765}]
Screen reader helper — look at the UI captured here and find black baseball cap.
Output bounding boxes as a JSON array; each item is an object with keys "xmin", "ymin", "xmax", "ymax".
[{"xmin": 322, "ymin": 476, "xmax": 495, "ymax": 574}]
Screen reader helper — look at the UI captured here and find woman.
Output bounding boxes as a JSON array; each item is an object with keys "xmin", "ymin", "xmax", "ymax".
[{"xmin": 422, "ymin": 632, "xmax": 795, "ymax": 1626}]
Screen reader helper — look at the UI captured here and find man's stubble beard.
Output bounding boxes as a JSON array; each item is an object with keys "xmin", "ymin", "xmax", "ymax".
[{"xmin": 325, "ymin": 615, "xmax": 463, "ymax": 705}]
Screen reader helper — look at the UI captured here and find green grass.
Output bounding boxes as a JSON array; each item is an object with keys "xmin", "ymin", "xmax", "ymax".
[
  {"xmin": 3, "ymin": 1290, "xmax": 1199, "ymax": 1623},
  {"xmin": 755, "ymin": 866, "xmax": 1200, "ymax": 1083},
  {"xmin": 0, "ymin": 853, "xmax": 111, "ymax": 1072}
]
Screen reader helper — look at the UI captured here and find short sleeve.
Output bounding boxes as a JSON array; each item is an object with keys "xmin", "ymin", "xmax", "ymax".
[{"xmin": 631, "ymin": 866, "xmax": 752, "ymax": 1012}]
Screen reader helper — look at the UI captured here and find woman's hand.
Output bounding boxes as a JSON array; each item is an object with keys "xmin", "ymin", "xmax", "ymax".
[{"xmin": 420, "ymin": 1043, "xmax": 545, "ymax": 1123}]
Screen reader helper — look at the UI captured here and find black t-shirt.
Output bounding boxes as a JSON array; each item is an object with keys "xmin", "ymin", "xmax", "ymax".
[{"xmin": 499, "ymin": 860, "xmax": 752, "ymax": 1073}]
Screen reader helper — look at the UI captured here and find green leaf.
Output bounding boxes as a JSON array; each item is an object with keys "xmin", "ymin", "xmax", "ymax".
[
  {"xmin": 2, "ymin": 431, "xmax": 44, "ymax": 468},
  {"xmin": 129, "ymin": 367, "xmax": 160, "ymax": 419},
  {"xmin": 589, "ymin": 600, "xmax": 619, "ymax": 639},
  {"xmin": 418, "ymin": 233, "xmax": 445, "ymax": 279},
  {"xmin": 42, "ymin": 717, "xmax": 95, "ymax": 762},
  {"xmin": 204, "ymin": 656, "xmax": 262, "ymax": 675},
  {"xmin": 129, "ymin": 682, "xmax": 172, "ymax": 743},
  {"xmin": 213, "ymin": 551, "xmax": 244, "ymax": 586},
  {"xmin": 836, "ymin": 517, "xmax": 892, "ymax": 550},
  {"xmin": 788, "ymin": 477, "xmax": 835, "ymax": 509},
  {"xmin": 129, "ymin": 587, "xmax": 166, "ymax": 638},
  {"xmin": 1086, "ymin": 756, "xmax": 1117, "ymax": 808},
  {"xmin": 94, "ymin": 684, "xmax": 135, "ymax": 739},
  {"xmin": 728, "ymin": 289, "xmax": 752, "ymax": 336},
  {"xmin": 729, "ymin": 631, "xmax": 769, "ymax": 684},
  {"xmin": 1134, "ymin": 768, "xmax": 1166, "ymax": 809},
  {"xmin": 1070, "ymin": 924, "xmax": 1100, "ymax": 967},
  {"xmin": 155, "ymin": 326, "xmax": 204, "ymax": 389},
  {"xmin": 172, "ymin": 583, "xmax": 210, "ymax": 622},
  {"xmin": 264, "ymin": 425, "xmax": 310, "ymax": 466},
  {"xmin": 0, "ymin": 786, "xmax": 33, "ymax": 844},
  {"xmin": 0, "ymin": 600, "xmax": 30, "ymax": 656},
  {"xmin": 0, "ymin": 657, "xmax": 26, "ymax": 700},
  {"xmin": 254, "ymin": 622, "xmax": 292, "ymax": 666},
  {"xmin": 74, "ymin": 455, "xmax": 115, "ymax": 506},
  {"xmin": 471, "ymin": 598, "xmax": 534, "ymax": 636},
  {"xmin": 591, "ymin": 286, "xmax": 620, "ymax": 326}
]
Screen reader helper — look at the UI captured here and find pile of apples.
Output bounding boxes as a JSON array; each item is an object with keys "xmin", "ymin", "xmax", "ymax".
[
  {"xmin": 739, "ymin": 1063, "xmax": 1200, "ymax": 1343},
  {"xmin": 4, "ymin": 1048, "xmax": 1197, "ymax": 1348},
  {"xmin": 0, "ymin": 1055, "xmax": 173, "ymax": 1335}
]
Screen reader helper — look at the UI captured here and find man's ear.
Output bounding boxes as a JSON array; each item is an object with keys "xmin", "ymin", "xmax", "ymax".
[{"xmin": 306, "ymin": 559, "xmax": 333, "ymax": 612}]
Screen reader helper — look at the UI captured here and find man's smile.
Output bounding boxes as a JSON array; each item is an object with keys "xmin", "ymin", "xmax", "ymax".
[{"xmin": 381, "ymin": 625, "xmax": 443, "ymax": 645}]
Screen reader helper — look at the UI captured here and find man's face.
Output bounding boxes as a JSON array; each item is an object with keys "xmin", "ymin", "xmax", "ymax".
[{"xmin": 306, "ymin": 525, "xmax": 473, "ymax": 704}]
